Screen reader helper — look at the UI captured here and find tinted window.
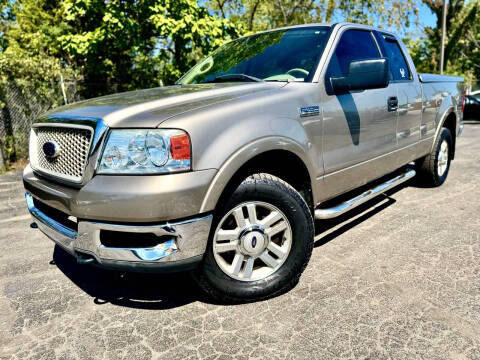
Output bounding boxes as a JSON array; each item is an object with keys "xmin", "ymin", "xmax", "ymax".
[
  {"xmin": 466, "ymin": 96, "xmax": 480, "ymax": 105},
  {"xmin": 326, "ymin": 30, "xmax": 380, "ymax": 80},
  {"xmin": 382, "ymin": 37, "xmax": 411, "ymax": 81},
  {"xmin": 179, "ymin": 27, "xmax": 331, "ymax": 84}
]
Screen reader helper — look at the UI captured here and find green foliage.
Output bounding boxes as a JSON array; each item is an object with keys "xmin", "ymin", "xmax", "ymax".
[
  {"xmin": 59, "ymin": 0, "xmax": 159, "ymax": 94},
  {"xmin": 324, "ymin": 0, "xmax": 419, "ymax": 30},
  {"xmin": 0, "ymin": 0, "xmax": 75, "ymax": 109},
  {"xmin": 0, "ymin": 48, "xmax": 74, "ymax": 108},
  {"xmin": 53, "ymin": 0, "xmax": 243, "ymax": 94},
  {"xmin": 149, "ymin": 0, "xmax": 244, "ymax": 84},
  {"xmin": 404, "ymin": 37, "xmax": 436, "ymax": 74},
  {"xmin": 1, "ymin": 0, "xmax": 243, "ymax": 99},
  {"xmin": 407, "ymin": 1, "xmax": 480, "ymax": 85},
  {"xmin": 207, "ymin": 0, "xmax": 419, "ymax": 33}
]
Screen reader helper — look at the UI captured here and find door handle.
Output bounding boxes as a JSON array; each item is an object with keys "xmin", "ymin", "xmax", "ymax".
[{"xmin": 388, "ymin": 96, "xmax": 398, "ymax": 112}]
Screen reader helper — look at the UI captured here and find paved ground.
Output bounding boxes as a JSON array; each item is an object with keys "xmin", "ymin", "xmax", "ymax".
[{"xmin": 1, "ymin": 124, "xmax": 479, "ymax": 360}]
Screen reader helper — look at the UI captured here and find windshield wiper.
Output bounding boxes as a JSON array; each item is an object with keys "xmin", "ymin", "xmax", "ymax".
[{"xmin": 202, "ymin": 74, "xmax": 264, "ymax": 83}]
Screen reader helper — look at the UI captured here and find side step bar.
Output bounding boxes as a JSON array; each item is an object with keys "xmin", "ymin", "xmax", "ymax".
[{"xmin": 314, "ymin": 169, "xmax": 416, "ymax": 220}]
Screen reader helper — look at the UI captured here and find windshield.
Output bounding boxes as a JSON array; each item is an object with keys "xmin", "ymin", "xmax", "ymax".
[{"xmin": 178, "ymin": 26, "xmax": 331, "ymax": 84}]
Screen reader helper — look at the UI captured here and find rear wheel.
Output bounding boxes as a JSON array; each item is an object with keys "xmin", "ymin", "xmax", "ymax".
[
  {"xmin": 194, "ymin": 173, "xmax": 314, "ymax": 303},
  {"xmin": 415, "ymin": 127, "xmax": 452, "ymax": 187}
]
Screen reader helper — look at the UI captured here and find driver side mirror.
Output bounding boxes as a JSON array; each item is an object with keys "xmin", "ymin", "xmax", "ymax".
[{"xmin": 330, "ymin": 58, "xmax": 389, "ymax": 94}]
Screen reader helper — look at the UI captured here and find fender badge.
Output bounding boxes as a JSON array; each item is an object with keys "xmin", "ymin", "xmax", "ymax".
[
  {"xmin": 43, "ymin": 141, "xmax": 61, "ymax": 158},
  {"xmin": 300, "ymin": 106, "xmax": 320, "ymax": 117}
]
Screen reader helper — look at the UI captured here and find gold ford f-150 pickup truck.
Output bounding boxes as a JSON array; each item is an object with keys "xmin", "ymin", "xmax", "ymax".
[{"xmin": 24, "ymin": 23, "xmax": 464, "ymax": 302}]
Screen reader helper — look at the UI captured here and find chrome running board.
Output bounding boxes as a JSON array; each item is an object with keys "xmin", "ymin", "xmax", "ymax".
[{"xmin": 314, "ymin": 169, "xmax": 416, "ymax": 220}]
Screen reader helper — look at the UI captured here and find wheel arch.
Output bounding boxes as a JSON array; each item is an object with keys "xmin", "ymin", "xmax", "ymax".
[
  {"xmin": 200, "ymin": 137, "xmax": 317, "ymax": 214},
  {"xmin": 433, "ymin": 107, "xmax": 457, "ymax": 160}
]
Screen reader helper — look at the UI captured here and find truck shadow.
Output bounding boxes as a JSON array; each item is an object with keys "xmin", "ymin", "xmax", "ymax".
[
  {"xmin": 53, "ymin": 180, "xmax": 413, "ymax": 309},
  {"xmin": 313, "ymin": 183, "xmax": 407, "ymax": 247},
  {"xmin": 337, "ymin": 93, "xmax": 360, "ymax": 145},
  {"xmin": 53, "ymin": 245, "xmax": 207, "ymax": 310}
]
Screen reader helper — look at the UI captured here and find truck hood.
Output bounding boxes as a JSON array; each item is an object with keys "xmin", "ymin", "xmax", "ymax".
[{"xmin": 43, "ymin": 83, "xmax": 282, "ymax": 128}]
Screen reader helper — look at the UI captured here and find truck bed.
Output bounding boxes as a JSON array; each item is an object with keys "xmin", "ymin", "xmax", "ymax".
[{"xmin": 419, "ymin": 73, "xmax": 464, "ymax": 83}]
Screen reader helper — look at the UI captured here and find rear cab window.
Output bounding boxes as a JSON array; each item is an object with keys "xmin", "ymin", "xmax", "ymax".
[{"xmin": 379, "ymin": 34, "xmax": 412, "ymax": 81}]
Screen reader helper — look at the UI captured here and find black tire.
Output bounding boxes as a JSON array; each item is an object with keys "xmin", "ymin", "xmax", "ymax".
[
  {"xmin": 194, "ymin": 173, "xmax": 314, "ymax": 303},
  {"xmin": 415, "ymin": 127, "xmax": 453, "ymax": 187}
]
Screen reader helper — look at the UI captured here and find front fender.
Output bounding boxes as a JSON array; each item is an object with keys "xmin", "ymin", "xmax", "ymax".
[{"xmin": 199, "ymin": 136, "xmax": 317, "ymax": 213}]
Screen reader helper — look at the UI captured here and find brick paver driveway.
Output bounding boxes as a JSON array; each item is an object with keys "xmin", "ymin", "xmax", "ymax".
[{"xmin": 1, "ymin": 124, "xmax": 479, "ymax": 359}]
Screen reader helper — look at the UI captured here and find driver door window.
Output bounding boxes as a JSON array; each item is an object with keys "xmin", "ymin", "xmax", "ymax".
[{"xmin": 325, "ymin": 30, "xmax": 381, "ymax": 94}]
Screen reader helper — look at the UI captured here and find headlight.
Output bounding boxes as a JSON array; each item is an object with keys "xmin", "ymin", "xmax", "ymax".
[{"xmin": 98, "ymin": 129, "xmax": 191, "ymax": 174}]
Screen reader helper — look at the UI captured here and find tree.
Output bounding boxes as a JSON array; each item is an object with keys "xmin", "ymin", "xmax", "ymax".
[
  {"xmin": 422, "ymin": 0, "xmax": 478, "ymax": 74},
  {"xmin": 149, "ymin": 0, "xmax": 243, "ymax": 84},
  {"xmin": 207, "ymin": 0, "xmax": 419, "ymax": 33},
  {"xmin": 407, "ymin": 1, "xmax": 480, "ymax": 84},
  {"xmin": 1, "ymin": 0, "xmax": 242, "ymax": 99},
  {"xmin": 325, "ymin": 0, "xmax": 419, "ymax": 30},
  {"xmin": 59, "ymin": 0, "xmax": 159, "ymax": 95},
  {"xmin": 0, "ymin": 0, "xmax": 14, "ymax": 51},
  {"xmin": 0, "ymin": 0, "xmax": 74, "ymax": 161}
]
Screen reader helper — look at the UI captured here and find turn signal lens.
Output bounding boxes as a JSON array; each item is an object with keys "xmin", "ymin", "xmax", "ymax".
[{"xmin": 170, "ymin": 134, "xmax": 191, "ymax": 160}]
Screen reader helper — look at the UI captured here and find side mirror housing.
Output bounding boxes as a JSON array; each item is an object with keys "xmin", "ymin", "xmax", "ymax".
[{"xmin": 330, "ymin": 58, "xmax": 389, "ymax": 94}]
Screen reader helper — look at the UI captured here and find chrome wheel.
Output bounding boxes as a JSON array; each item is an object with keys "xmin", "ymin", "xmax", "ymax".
[
  {"xmin": 437, "ymin": 139, "xmax": 449, "ymax": 177},
  {"xmin": 213, "ymin": 201, "xmax": 292, "ymax": 281}
]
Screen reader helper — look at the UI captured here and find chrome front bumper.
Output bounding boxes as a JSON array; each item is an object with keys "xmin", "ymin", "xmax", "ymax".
[{"xmin": 26, "ymin": 193, "xmax": 212, "ymax": 272}]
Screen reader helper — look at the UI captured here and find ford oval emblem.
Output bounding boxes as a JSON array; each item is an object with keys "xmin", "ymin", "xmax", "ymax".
[
  {"xmin": 251, "ymin": 236, "xmax": 257, "ymax": 248},
  {"xmin": 42, "ymin": 141, "xmax": 60, "ymax": 158}
]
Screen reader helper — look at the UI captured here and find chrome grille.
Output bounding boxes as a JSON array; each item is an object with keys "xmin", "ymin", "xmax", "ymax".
[{"xmin": 30, "ymin": 125, "xmax": 93, "ymax": 183}]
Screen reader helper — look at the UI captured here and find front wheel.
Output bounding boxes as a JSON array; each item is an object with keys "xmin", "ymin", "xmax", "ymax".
[{"xmin": 194, "ymin": 173, "xmax": 314, "ymax": 303}]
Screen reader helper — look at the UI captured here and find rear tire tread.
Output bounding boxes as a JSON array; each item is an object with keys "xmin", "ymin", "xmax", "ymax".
[{"xmin": 415, "ymin": 127, "xmax": 452, "ymax": 187}]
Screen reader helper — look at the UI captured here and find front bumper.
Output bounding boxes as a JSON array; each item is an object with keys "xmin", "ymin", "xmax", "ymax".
[
  {"xmin": 26, "ymin": 194, "xmax": 213, "ymax": 273},
  {"xmin": 23, "ymin": 164, "xmax": 217, "ymax": 222}
]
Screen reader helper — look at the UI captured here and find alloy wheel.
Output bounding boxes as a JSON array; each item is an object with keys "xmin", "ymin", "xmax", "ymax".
[{"xmin": 212, "ymin": 201, "xmax": 292, "ymax": 281}]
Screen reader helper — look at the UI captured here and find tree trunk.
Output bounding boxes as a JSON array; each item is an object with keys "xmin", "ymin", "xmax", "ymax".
[
  {"xmin": 0, "ymin": 139, "xmax": 6, "ymax": 172},
  {"xmin": 248, "ymin": 1, "xmax": 261, "ymax": 31},
  {"xmin": 0, "ymin": 85, "xmax": 16, "ymax": 162},
  {"xmin": 216, "ymin": 0, "xmax": 226, "ymax": 19},
  {"xmin": 325, "ymin": 0, "xmax": 336, "ymax": 22}
]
